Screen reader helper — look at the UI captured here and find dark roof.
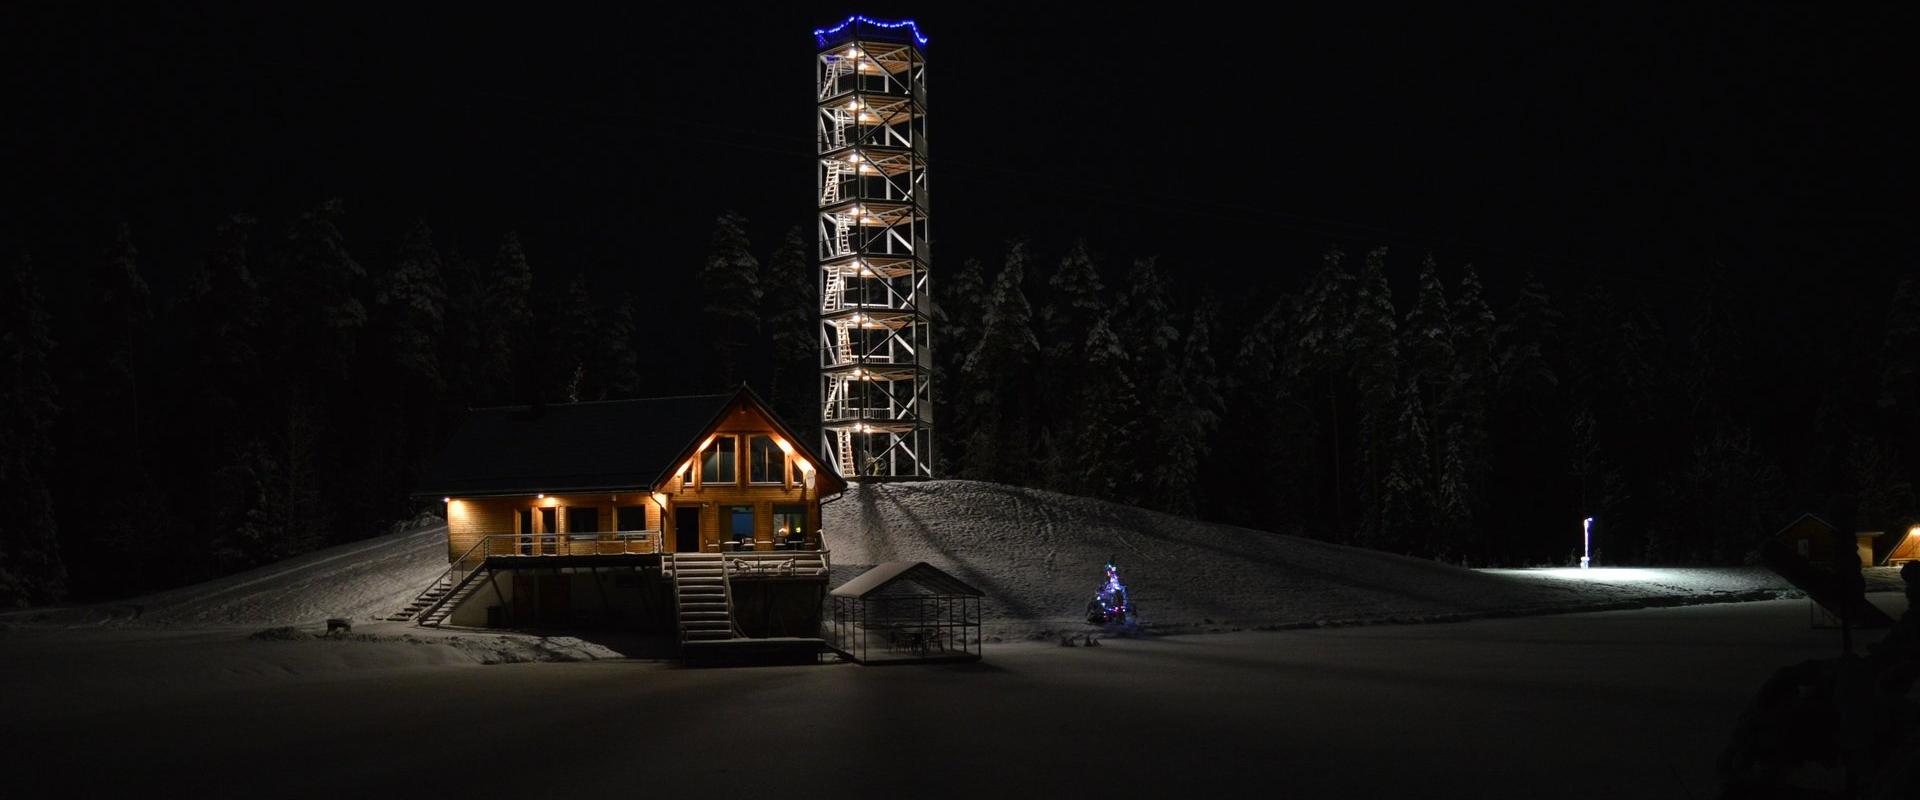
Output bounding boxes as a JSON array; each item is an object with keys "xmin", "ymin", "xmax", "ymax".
[
  {"xmin": 831, "ymin": 562, "xmax": 984, "ymax": 598},
  {"xmin": 416, "ymin": 393, "xmax": 734, "ymax": 497}
]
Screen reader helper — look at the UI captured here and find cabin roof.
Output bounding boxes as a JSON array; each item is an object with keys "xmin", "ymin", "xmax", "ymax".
[
  {"xmin": 416, "ymin": 392, "xmax": 735, "ymax": 497},
  {"xmin": 831, "ymin": 561, "xmax": 984, "ymax": 598},
  {"xmin": 417, "ymin": 385, "xmax": 846, "ymax": 498}
]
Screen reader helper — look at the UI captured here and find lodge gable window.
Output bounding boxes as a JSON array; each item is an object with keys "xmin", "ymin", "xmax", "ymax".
[
  {"xmin": 749, "ymin": 435, "xmax": 783, "ymax": 485},
  {"xmin": 702, "ymin": 435, "xmax": 738, "ymax": 485}
]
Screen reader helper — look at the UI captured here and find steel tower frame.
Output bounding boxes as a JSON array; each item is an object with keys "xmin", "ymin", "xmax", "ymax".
[{"xmin": 814, "ymin": 17, "xmax": 933, "ymax": 480}]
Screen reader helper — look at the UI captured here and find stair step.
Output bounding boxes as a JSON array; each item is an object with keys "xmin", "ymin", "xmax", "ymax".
[
  {"xmin": 685, "ymin": 631, "xmax": 735, "ymax": 641},
  {"xmin": 682, "ymin": 611, "xmax": 730, "ymax": 621}
]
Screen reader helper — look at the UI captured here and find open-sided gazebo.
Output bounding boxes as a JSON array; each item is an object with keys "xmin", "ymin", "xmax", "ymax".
[{"xmin": 828, "ymin": 562, "xmax": 982, "ymax": 664}]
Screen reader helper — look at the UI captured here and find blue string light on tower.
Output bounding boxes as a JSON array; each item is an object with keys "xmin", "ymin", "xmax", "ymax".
[{"xmin": 815, "ymin": 15, "xmax": 935, "ymax": 481}]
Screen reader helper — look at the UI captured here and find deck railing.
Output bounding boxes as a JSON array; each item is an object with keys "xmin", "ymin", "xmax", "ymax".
[{"xmin": 470, "ymin": 530, "xmax": 664, "ymax": 559}]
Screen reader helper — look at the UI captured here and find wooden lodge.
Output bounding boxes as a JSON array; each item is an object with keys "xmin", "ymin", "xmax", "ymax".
[{"xmin": 405, "ymin": 385, "xmax": 848, "ymax": 651}]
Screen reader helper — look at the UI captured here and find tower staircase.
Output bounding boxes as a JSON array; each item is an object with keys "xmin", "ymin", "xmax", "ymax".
[
  {"xmin": 668, "ymin": 553, "xmax": 741, "ymax": 644},
  {"xmin": 824, "ymin": 271, "xmax": 845, "ymax": 312}
]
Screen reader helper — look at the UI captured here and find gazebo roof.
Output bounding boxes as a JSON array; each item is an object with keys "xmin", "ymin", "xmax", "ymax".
[{"xmin": 831, "ymin": 562, "xmax": 984, "ymax": 598}]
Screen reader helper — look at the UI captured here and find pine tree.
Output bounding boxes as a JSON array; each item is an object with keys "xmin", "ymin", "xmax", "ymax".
[
  {"xmin": 596, "ymin": 293, "xmax": 643, "ymax": 400},
  {"xmin": 1495, "ymin": 271, "xmax": 1561, "ymax": 400},
  {"xmin": 1879, "ymin": 277, "xmax": 1920, "ymax": 412},
  {"xmin": 1039, "ymin": 240, "xmax": 1107, "ymax": 365},
  {"xmin": 1149, "ymin": 295, "xmax": 1222, "ymax": 516},
  {"xmin": 1378, "ymin": 384, "xmax": 1434, "ymax": 554},
  {"xmin": 185, "ymin": 215, "xmax": 266, "ymax": 418},
  {"xmin": 932, "ymin": 256, "xmax": 986, "ymax": 472},
  {"xmin": 64, "ymin": 224, "xmax": 171, "ymax": 591},
  {"xmin": 1491, "ymin": 270, "xmax": 1567, "ymax": 563},
  {"xmin": 182, "ymin": 216, "xmax": 280, "ymax": 574},
  {"xmin": 1350, "ymin": 248, "xmax": 1400, "ymax": 545},
  {"xmin": 960, "ymin": 243, "xmax": 1039, "ymax": 481},
  {"xmin": 1035, "ymin": 241, "xmax": 1109, "ymax": 491},
  {"xmin": 697, "ymin": 211, "xmax": 762, "ymax": 389},
  {"xmin": 1292, "ymin": 247, "xmax": 1358, "ymax": 534},
  {"xmin": 1116, "ymin": 257, "xmax": 1180, "ymax": 398},
  {"xmin": 1401, "ymin": 255, "xmax": 1456, "ymax": 409},
  {"xmin": 764, "ymin": 227, "xmax": 815, "ymax": 428},
  {"xmin": 272, "ymin": 199, "xmax": 366, "ymax": 389},
  {"xmin": 551, "ymin": 273, "xmax": 597, "ymax": 403},
  {"xmin": 1218, "ymin": 293, "xmax": 1310, "ymax": 527},
  {"xmin": 372, "ymin": 220, "xmax": 447, "ymax": 395},
  {"xmin": 0, "ymin": 254, "xmax": 67, "ymax": 605},
  {"xmin": 482, "ymin": 232, "xmax": 536, "ymax": 405},
  {"xmin": 1074, "ymin": 313, "xmax": 1141, "ymax": 501},
  {"xmin": 1436, "ymin": 262, "xmax": 1496, "ymax": 557}
]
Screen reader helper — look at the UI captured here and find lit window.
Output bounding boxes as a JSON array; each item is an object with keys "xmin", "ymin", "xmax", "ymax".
[
  {"xmin": 749, "ymin": 435, "xmax": 783, "ymax": 484},
  {"xmin": 702, "ymin": 436, "xmax": 737, "ymax": 484},
  {"xmin": 773, "ymin": 505, "xmax": 807, "ymax": 545}
]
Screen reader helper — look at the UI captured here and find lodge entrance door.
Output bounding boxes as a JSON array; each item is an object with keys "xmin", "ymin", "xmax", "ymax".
[
  {"xmin": 538, "ymin": 507, "xmax": 558, "ymax": 554},
  {"xmin": 675, "ymin": 507, "xmax": 702, "ymax": 553}
]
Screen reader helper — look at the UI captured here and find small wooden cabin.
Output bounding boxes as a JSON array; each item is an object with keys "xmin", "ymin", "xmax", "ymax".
[
  {"xmin": 1773, "ymin": 513, "xmax": 1880, "ymax": 569},
  {"xmin": 1886, "ymin": 526, "xmax": 1920, "ymax": 566},
  {"xmin": 407, "ymin": 386, "xmax": 847, "ymax": 649}
]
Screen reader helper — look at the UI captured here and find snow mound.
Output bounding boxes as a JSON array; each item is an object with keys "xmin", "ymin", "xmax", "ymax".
[
  {"xmin": 12, "ymin": 524, "xmax": 449, "ymax": 628},
  {"xmin": 823, "ymin": 481, "xmax": 1805, "ymax": 634}
]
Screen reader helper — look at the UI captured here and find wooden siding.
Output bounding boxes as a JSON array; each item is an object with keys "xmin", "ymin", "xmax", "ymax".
[
  {"xmin": 661, "ymin": 402, "xmax": 826, "ymax": 553},
  {"xmin": 443, "ymin": 400, "xmax": 826, "ymax": 561},
  {"xmin": 444, "ymin": 492, "xmax": 661, "ymax": 562}
]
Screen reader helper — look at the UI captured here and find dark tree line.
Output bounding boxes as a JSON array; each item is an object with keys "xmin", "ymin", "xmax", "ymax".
[
  {"xmin": 0, "ymin": 204, "xmax": 805, "ymax": 606},
  {"xmin": 936, "ymin": 240, "xmax": 1920, "ymax": 568},
  {"xmin": 3, "ymin": 203, "xmax": 1916, "ymax": 606}
]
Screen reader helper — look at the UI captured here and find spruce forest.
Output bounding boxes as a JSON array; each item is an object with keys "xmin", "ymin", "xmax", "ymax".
[{"xmin": 3, "ymin": 205, "xmax": 1916, "ymax": 606}]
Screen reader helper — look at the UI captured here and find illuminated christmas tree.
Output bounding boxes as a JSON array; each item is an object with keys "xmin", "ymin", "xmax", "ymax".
[{"xmin": 1086, "ymin": 560, "xmax": 1138, "ymax": 626}]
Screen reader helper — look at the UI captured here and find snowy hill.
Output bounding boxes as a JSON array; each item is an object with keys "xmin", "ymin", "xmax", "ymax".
[
  {"xmin": 824, "ymin": 481, "xmax": 1805, "ymax": 634},
  {"xmin": 7, "ymin": 524, "xmax": 448, "ymax": 628},
  {"xmin": 6, "ymin": 480, "xmax": 1831, "ymax": 634}
]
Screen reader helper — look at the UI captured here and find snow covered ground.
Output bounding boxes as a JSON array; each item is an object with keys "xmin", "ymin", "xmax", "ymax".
[
  {"xmin": 5, "ymin": 480, "xmax": 1894, "ymax": 640},
  {"xmin": 4, "ymin": 484, "xmax": 1912, "ymax": 797},
  {"xmin": 1, "ymin": 521, "xmax": 450, "ymax": 629},
  {"xmin": 2, "ymin": 597, "xmax": 1907, "ymax": 799},
  {"xmin": 827, "ymin": 481, "xmax": 1896, "ymax": 637}
]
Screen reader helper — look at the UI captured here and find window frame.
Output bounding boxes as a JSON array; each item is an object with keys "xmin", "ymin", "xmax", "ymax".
[
  {"xmin": 726, "ymin": 505, "xmax": 755, "ymax": 545},
  {"xmin": 772, "ymin": 504, "xmax": 807, "ymax": 544},
  {"xmin": 748, "ymin": 435, "xmax": 784, "ymax": 485},
  {"xmin": 701, "ymin": 435, "xmax": 738, "ymax": 486}
]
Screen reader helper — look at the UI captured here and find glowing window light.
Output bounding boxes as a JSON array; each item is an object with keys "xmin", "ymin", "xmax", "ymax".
[{"xmin": 814, "ymin": 15, "xmax": 929, "ymax": 47}]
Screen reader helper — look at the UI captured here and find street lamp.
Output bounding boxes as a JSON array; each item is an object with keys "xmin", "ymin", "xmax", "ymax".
[{"xmin": 1582, "ymin": 517, "xmax": 1594, "ymax": 569}]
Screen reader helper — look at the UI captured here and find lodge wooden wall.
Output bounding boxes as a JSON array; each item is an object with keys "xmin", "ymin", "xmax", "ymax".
[
  {"xmin": 445, "ymin": 494, "xmax": 663, "ymax": 561},
  {"xmin": 660, "ymin": 402, "xmax": 824, "ymax": 553},
  {"xmin": 442, "ymin": 400, "xmax": 828, "ymax": 561}
]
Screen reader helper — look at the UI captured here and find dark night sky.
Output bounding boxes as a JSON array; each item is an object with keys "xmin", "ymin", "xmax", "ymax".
[{"xmin": 3, "ymin": 3, "xmax": 1907, "ymax": 319}]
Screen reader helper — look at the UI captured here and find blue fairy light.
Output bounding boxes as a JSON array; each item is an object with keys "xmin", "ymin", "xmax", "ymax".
[{"xmin": 813, "ymin": 15, "xmax": 929, "ymax": 47}]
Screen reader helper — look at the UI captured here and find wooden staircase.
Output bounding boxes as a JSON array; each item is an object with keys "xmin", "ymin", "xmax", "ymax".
[
  {"xmin": 387, "ymin": 566, "xmax": 491, "ymax": 626},
  {"xmin": 669, "ymin": 553, "xmax": 741, "ymax": 644}
]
